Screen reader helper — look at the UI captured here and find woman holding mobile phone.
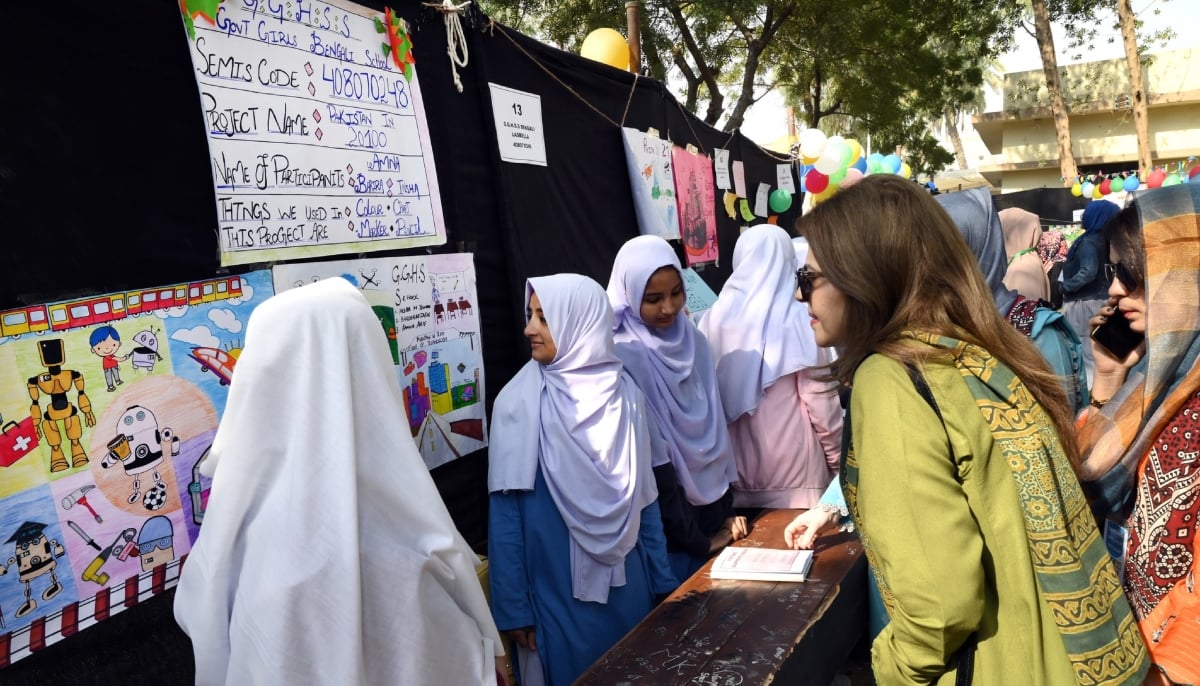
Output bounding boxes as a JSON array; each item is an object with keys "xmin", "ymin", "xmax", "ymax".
[{"xmin": 1077, "ymin": 184, "xmax": 1200, "ymax": 686}]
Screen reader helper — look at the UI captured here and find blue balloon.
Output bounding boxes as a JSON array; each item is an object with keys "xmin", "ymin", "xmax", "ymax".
[
  {"xmin": 853, "ymin": 157, "xmax": 867, "ymax": 173},
  {"xmin": 1123, "ymin": 176, "xmax": 1139, "ymax": 192}
]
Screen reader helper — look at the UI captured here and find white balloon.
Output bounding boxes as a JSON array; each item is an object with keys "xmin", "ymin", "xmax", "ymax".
[
  {"xmin": 813, "ymin": 150, "xmax": 841, "ymax": 175},
  {"xmin": 798, "ymin": 128, "xmax": 827, "ymax": 160}
]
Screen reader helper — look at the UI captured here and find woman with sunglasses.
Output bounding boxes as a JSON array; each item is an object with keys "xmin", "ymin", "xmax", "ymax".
[
  {"xmin": 786, "ymin": 175, "xmax": 1147, "ymax": 685},
  {"xmin": 695, "ymin": 224, "xmax": 842, "ymax": 512},
  {"xmin": 1078, "ymin": 186, "xmax": 1200, "ymax": 686},
  {"xmin": 1063, "ymin": 199, "xmax": 1122, "ymax": 383}
]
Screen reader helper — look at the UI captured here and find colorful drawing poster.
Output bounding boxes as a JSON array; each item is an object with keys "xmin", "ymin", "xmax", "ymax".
[
  {"xmin": 180, "ymin": 0, "xmax": 447, "ymax": 266},
  {"xmin": 272, "ymin": 255, "xmax": 486, "ymax": 469},
  {"xmin": 0, "ymin": 271, "xmax": 273, "ymax": 666},
  {"xmin": 671, "ymin": 146, "xmax": 720, "ymax": 266},
  {"xmin": 621, "ymin": 128, "xmax": 680, "ymax": 240}
]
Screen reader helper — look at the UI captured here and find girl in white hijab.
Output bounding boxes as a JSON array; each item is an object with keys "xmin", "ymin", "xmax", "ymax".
[
  {"xmin": 607, "ymin": 236, "xmax": 745, "ymax": 582},
  {"xmin": 174, "ymin": 277, "xmax": 504, "ymax": 685},
  {"xmin": 488, "ymin": 274, "xmax": 675, "ymax": 686},
  {"xmin": 697, "ymin": 224, "xmax": 842, "ymax": 509}
]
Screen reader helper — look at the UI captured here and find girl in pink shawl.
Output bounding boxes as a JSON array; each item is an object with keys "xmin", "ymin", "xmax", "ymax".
[{"xmin": 696, "ymin": 225, "xmax": 842, "ymax": 509}]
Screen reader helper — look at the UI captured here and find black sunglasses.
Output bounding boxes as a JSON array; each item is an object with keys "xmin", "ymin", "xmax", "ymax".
[
  {"xmin": 795, "ymin": 267, "xmax": 823, "ymax": 301},
  {"xmin": 1104, "ymin": 262, "xmax": 1139, "ymax": 290}
]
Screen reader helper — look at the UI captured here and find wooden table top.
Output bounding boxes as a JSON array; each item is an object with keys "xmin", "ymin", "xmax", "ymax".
[{"xmin": 576, "ymin": 508, "xmax": 867, "ymax": 686}]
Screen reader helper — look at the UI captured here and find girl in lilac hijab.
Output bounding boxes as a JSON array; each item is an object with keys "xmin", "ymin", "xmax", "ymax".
[
  {"xmin": 608, "ymin": 235, "xmax": 745, "ymax": 582},
  {"xmin": 488, "ymin": 274, "xmax": 675, "ymax": 686}
]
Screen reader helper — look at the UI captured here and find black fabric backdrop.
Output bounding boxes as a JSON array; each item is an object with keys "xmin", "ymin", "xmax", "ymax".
[
  {"xmin": 992, "ymin": 187, "xmax": 1090, "ymax": 225},
  {"xmin": 0, "ymin": 2, "xmax": 800, "ymax": 679}
]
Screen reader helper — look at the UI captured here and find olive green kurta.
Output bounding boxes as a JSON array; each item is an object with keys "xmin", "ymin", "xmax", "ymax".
[{"xmin": 848, "ymin": 353, "xmax": 1080, "ymax": 685}]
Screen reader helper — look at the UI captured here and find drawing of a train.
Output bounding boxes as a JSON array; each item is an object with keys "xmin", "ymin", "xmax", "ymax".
[{"xmin": 0, "ymin": 276, "xmax": 243, "ymax": 338}]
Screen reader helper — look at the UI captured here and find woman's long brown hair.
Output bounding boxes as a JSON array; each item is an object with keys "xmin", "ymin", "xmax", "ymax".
[{"xmin": 796, "ymin": 175, "xmax": 1080, "ymax": 465}]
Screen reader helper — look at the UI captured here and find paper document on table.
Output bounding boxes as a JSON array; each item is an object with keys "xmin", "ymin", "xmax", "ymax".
[{"xmin": 710, "ymin": 546, "xmax": 813, "ymax": 582}]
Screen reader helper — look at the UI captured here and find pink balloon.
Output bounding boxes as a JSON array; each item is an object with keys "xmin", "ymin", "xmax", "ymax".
[{"xmin": 840, "ymin": 168, "xmax": 865, "ymax": 188}]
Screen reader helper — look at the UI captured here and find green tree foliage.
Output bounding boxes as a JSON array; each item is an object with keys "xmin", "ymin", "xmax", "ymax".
[{"xmin": 477, "ymin": 0, "xmax": 1022, "ymax": 176}]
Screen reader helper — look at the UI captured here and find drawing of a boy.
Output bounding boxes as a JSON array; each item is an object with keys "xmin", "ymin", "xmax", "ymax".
[{"xmin": 90, "ymin": 325, "xmax": 129, "ymax": 392}]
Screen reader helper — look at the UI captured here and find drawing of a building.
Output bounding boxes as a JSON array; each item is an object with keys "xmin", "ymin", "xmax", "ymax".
[
  {"xmin": 403, "ymin": 371, "xmax": 431, "ymax": 432},
  {"xmin": 429, "ymin": 352, "xmax": 453, "ymax": 415}
]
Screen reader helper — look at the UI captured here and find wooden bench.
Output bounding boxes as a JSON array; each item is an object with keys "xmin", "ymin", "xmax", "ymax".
[{"xmin": 575, "ymin": 509, "xmax": 868, "ymax": 685}]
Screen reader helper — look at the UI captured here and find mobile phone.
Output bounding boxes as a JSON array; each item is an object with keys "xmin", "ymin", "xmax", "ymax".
[{"xmin": 1090, "ymin": 312, "xmax": 1144, "ymax": 361}]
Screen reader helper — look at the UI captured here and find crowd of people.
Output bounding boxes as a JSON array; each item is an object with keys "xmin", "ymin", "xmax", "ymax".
[{"xmin": 171, "ymin": 176, "xmax": 1200, "ymax": 685}]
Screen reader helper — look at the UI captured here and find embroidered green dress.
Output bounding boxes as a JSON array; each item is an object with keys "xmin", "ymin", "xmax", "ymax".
[{"xmin": 844, "ymin": 335, "xmax": 1147, "ymax": 685}]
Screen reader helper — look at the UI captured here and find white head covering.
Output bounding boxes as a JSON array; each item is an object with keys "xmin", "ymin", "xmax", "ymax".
[
  {"xmin": 607, "ymin": 236, "xmax": 736, "ymax": 506},
  {"xmin": 791, "ymin": 235, "xmax": 809, "ymax": 270},
  {"xmin": 175, "ymin": 278, "xmax": 501, "ymax": 686},
  {"xmin": 697, "ymin": 225, "xmax": 823, "ymax": 422},
  {"xmin": 488, "ymin": 274, "xmax": 657, "ymax": 603}
]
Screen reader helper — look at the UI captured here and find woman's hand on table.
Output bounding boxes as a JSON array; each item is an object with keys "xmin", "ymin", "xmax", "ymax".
[{"xmin": 784, "ymin": 508, "xmax": 839, "ymax": 550}]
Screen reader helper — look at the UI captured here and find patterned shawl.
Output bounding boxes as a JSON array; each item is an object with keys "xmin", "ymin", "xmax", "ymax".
[
  {"xmin": 1078, "ymin": 184, "xmax": 1200, "ymax": 522},
  {"xmin": 844, "ymin": 332, "xmax": 1148, "ymax": 685}
]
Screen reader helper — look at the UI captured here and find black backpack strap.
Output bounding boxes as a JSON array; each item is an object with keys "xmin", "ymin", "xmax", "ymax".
[{"xmin": 905, "ymin": 362, "xmax": 943, "ymax": 424}]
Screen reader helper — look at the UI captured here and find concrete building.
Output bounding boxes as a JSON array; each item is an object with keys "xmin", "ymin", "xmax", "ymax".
[{"xmin": 973, "ymin": 48, "xmax": 1200, "ymax": 191}]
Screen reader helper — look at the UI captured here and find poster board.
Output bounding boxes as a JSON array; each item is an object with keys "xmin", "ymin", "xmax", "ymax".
[
  {"xmin": 672, "ymin": 146, "xmax": 719, "ymax": 266},
  {"xmin": 681, "ymin": 267, "xmax": 718, "ymax": 317},
  {"xmin": 179, "ymin": 0, "xmax": 447, "ymax": 265},
  {"xmin": 0, "ymin": 271, "xmax": 273, "ymax": 667},
  {"xmin": 621, "ymin": 128, "xmax": 680, "ymax": 239},
  {"xmin": 273, "ymin": 254, "xmax": 486, "ymax": 469}
]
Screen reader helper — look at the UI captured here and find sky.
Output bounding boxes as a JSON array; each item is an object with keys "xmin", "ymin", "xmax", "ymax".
[{"xmin": 738, "ymin": 0, "xmax": 1199, "ymax": 147}]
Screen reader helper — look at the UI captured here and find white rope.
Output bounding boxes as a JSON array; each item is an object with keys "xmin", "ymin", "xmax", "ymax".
[{"xmin": 425, "ymin": 0, "xmax": 471, "ymax": 93}]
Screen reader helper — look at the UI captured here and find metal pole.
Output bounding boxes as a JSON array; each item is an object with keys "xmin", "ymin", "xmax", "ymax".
[{"xmin": 625, "ymin": 1, "xmax": 641, "ymax": 74}]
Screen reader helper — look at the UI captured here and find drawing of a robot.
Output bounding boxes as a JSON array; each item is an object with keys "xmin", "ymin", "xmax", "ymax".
[
  {"xmin": 128, "ymin": 327, "xmax": 164, "ymax": 372},
  {"xmin": 28, "ymin": 339, "xmax": 95, "ymax": 472},
  {"xmin": 102, "ymin": 405, "xmax": 178, "ymax": 509},
  {"xmin": 1, "ymin": 521, "xmax": 65, "ymax": 619}
]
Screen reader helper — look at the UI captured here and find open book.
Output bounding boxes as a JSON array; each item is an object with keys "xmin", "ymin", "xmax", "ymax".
[{"xmin": 709, "ymin": 546, "xmax": 814, "ymax": 582}]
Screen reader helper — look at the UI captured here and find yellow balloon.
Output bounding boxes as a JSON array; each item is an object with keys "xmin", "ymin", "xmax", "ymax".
[
  {"xmin": 1091, "ymin": 185, "xmax": 1103, "ymax": 199},
  {"xmin": 801, "ymin": 154, "xmax": 820, "ymax": 165},
  {"xmin": 845, "ymin": 139, "xmax": 863, "ymax": 165},
  {"xmin": 898, "ymin": 162, "xmax": 912, "ymax": 178},
  {"xmin": 580, "ymin": 28, "xmax": 630, "ymax": 71},
  {"xmin": 1070, "ymin": 182, "xmax": 1082, "ymax": 197}
]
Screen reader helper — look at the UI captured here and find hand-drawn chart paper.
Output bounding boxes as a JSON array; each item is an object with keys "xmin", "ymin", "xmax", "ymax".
[
  {"xmin": 180, "ymin": 0, "xmax": 447, "ymax": 266},
  {"xmin": 671, "ymin": 146, "xmax": 720, "ymax": 266},
  {"xmin": 272, "ymin": 255, "xmax": 486, "ymax": 469},
  {"xmin": 681, "ymin": 267, "xmax": 717, "ymax": 316},
  {"xmin": 621, "ymin": 128, "xmax": 680, "ymax": 240},
  {"xmin": 0, "ymin": 271, "xmax": 273, "ymax": 667}
]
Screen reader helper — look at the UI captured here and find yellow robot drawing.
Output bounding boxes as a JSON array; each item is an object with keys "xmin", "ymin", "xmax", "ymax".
[{"xmin": 28, "ymin": 339, "xmax": 95, "ymax": 473}]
